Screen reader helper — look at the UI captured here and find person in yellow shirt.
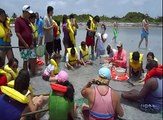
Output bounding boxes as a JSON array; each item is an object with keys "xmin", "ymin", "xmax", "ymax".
[{"xmin": 129, "ymin": 51, "xmax": 144, "ymax": 79}]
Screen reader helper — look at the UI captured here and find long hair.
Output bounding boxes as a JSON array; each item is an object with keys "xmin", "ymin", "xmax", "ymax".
[
  {"xmin": 58, "ymin": 81, "xmax": 75, "ymax": 102},
  {"xmin": 8, "ymin": 58, "xmax": 18, "ymax": 67},
  {"xmin": 14, "ymin": 69, "xmax": 30, "ymax": 94}
]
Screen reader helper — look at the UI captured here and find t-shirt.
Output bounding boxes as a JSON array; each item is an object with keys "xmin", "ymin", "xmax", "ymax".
[
  {"xmin": 43, "ymin": 64, "xmax": 55, "ymax": 76},
  {"xmin": 36, "ymin": 18, "xmax": 43, "ymax": 37},
  {"xmin": 49, "ymin": 92, "xmax": 74, "ymax": 120},
  {"xmin": 15, "ymin": 16, "xmax": 33, "ymax": 47},
  {"xmin": 96, "ymin": 32, "xmax": 108, "ymax": 51},
  {"xmin": 43, "ymin": 15, "xmax": 53, "ymax": 43}
]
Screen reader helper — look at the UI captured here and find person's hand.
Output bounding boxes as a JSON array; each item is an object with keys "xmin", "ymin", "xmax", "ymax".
[{"xmin": 24, "ymin": 43, "xmax": 29, "ymax": 49}]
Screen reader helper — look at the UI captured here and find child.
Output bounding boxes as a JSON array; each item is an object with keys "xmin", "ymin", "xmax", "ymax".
[
  {"xmin": 65, "ymin": 47, "xmax": 81, "ymax": 70},
  {"xmin": 95, "ymin": 24, "xmax": 108, "ymax": 59},
  {"xmin": 79, "ymin": 41, "xmax": 93, "ymax": 66},
  {"xmin": 42, "ymin": 53, "xmax": 61, "ymax": 81}
]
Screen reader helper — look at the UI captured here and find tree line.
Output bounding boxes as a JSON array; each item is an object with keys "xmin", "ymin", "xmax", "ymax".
[{"xmin": 11, "ymin": 12, "xmax": 162, "ymax": 24}]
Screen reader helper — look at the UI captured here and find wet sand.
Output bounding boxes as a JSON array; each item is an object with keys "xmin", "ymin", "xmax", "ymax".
[{"xmin": 30, "ymin": 59, "xmax": 162, "ymax": 120}]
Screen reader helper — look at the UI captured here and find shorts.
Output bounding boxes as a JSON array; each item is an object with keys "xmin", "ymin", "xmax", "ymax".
[
  {"xmin": 86, "ymin": 35, "xmax": 95, "ymax": 46},
  {"xmin": 96, "ymin": 49, "xmax": 105, "ymax": 58},
  {"xmin": 139, "ymin": 103, "xmax": 161, "ymax": 113},
  {"xmin": 46, "ymin": 41, "xmax": 54, "ymax": 55},
  {"xmin": 141, "ymin": 29, "xmax": 148, "ymax": 40},
  {"xmin": 20, "ymin": 48, "xmax": 36, "ymax": 61},
  {"xmin": 54, "ymin": 38, "xmax": 61, "ymax": 52}
]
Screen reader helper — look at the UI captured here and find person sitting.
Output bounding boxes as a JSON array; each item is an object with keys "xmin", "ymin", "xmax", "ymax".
[
  {"xmin": 65, "ymin": 46, "xmax": 81, "ymax": 70},
  {"xmin": 129, "ymin": 51, "xmax": 144, "ymax": 79},
  {"xmin": 42, "ymin": 53, "xmax": 61, "ymax": 81},
  {"xmin": 0, "ymin": 69, "xmax": 49, "ymax": 120},
  {"xmin": 0, "ymin": 56, "xmax": 11, "ymax": 91},
  {"xmin": 105, "ymin": 42, "xmax": 127, "ymax": 69},
  {"xmin": 122, "ymin": 60, "xmax": 163, "ymax": 113},
  {"xmin": 106, "ymin": 44, "xmax": 117, "ymax": 58},
  {"xmin": 79, "ymin": 41, "xmax": 93, "ymax": 66},
  {"xmin": 49, "ymin": 70, "xmax": 76, "ymax": 120},
  {"xmin": 81, "ymin": 67, "xmax": 124, "ymax": 120},
  {"xmin": 146, "ymin": 52, "xmax": 158, "ymax": 63},
  {"xmin": 4, "ymin": 57, "xmax": 19, "ymax": 80}
]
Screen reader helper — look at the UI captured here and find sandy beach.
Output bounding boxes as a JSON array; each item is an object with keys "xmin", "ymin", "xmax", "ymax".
[{"xmin": 29, "ymin": 58, "xmax": 162, "ymax": 120}]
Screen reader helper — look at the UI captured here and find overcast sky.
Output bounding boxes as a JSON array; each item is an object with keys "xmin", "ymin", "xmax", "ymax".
[{"xmin": 1, "ymin": 0, "xmax": 162, "ymax": 18}]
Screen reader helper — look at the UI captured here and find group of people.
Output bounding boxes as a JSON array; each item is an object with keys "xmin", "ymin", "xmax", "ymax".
[{"xmin": 0, "ymin": 4, "xmax": 162, "ymax": 120}]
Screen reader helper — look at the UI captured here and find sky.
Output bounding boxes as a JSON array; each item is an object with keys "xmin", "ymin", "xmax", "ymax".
[{"xmin": 0, "ymin": 0, "xmax": 162, "ymax": 18}]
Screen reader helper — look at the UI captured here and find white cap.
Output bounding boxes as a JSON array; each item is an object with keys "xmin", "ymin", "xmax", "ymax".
[{"xmin": 22, "ymin": 5, "xmax": 33, "ymax": 14}]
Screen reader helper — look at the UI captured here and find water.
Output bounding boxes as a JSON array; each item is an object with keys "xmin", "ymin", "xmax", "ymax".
[{"xmin": 10, "ymin": 26, "xmax": 162, "ymax": 68}]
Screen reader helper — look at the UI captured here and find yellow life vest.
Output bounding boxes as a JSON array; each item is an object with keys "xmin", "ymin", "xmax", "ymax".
[
  {"xmin": 89, "ymin": 16, "xmax": 97, "ymax": 31},
  {"xmin": 67, "ymin": 19, "xmax": 76, "ymax": 46},
  {"xmin": 0, "ymin": 68, "xmax": 11, "ymax": 82},
  {"xmin": 129, "ymin": 52, "xmax": 144, "ymax": 72},
  {"xmin": 79, "ymin": 46, "xmax": 89, "ymax": 60},
  {"xmin": 0, "ymin": 17, "xmax": 11, "ymax": 42},
  {"xmin": 52, "ymin": 20, "xmax": 60, "ymax": 36},
  {"xmin": 50, "ymin": 59, "xmax": 59, "ymax": 75},
  {"xmin": 4, "ymin": 65, "xmax": 19, "ymax": 80},
  {"xmin": 31, "ymin": 23, "xmax": 38, "ymax": 39},
  {"xmin": 1, "ymin": 86, "xmax": 28, "ymax": 104},
  {"xmin": 67, "ymin": 47, "xmax": 78, "ymax": 65},
  {"xmin": 7, "ymin": 80, "xmax": 33, "ymax": 96}
]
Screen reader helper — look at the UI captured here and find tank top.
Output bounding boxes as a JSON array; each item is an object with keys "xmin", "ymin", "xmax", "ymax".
[
  {"xmin": 145, "ymin": 78, "xmax": 162, "ymax": 107},
  {"xmin": 89, "ymin": 86, "xmax": 114, "ymax": 120}
]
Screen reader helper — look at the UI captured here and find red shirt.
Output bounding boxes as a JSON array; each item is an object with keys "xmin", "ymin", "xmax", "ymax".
[{"xmin": 15, "ymin": 16, "xmax": 33, "ymax": 47}]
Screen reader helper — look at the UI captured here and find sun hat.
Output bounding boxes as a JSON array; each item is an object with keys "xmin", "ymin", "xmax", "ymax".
[
  {"xmin": 55, "ymin": 70, "xmax": 69, "ymax": 83},
  {"xmin": 22, "ymin": 5, "xmax": 33, "ymax": 14},
  {"xmin": 98, "ymin": 67, "xmax": 111, "ymax": 79}
]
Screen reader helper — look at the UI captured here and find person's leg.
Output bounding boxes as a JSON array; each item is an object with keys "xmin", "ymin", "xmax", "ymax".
[
  {"xmin": 138, "ymin": 38, "xmax": 144, "ymax": 48},
  {"xmin": 6, "ymin": 48, "xmax": 14, "ymax": 61},
  {"xmin": 20, "ymin": 49, "xmax": 29, "ymax": 70},
  {"xmin": 145, "ymin": 36, "xmax": 148, "ymax": 49},
  {"xmin": 29, "ymin": 49, "xmax": 37, "ymax": 76}
]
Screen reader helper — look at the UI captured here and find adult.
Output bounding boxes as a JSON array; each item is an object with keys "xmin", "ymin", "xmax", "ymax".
[
  {"xmin": 49, "ymin": 70, "xmax": 76, "ymax": 120},
  {"xmin": 81, "ymin": 67, "xmax": 124, "ymax": 120},
  {"xmin": 95, "ymin": 23, "xmax": 108, "ymax": 59},
  {"xmin": 43, "ymin": 6, "xmax": 54, "ymax": 66},
  {"xmin": 129, "ymin": 51, "xmax": 144, "ymax": 78},
  {"xmin": 122, "ymin": 60, "xmax": 162, "ymax": 113},
  {"xmin": 110, "ymin": 42, "xmax": 127, "ymax": 69},
  {"xmin": 15, "ymin": 5, "xmax": 36, "ymax": 76},
  {"xmin": 106, "ymin": 44, "xmax": 117, "ymax": 58},
  {"xmin": 35, "ymin": 12, "xmax": 43, "ymax": 45},
  {"xmin": 112, "ymin": 21, "xmax": 118, "ymax": 43},
  {"xmin": 0, "ymin": 69, "xmax": 49, "ymax": 120},
  {"xmin": 138, "ymin": 15, "xmax": 149, "ymax": 49},
  {"xmin": 0, "ymin": 8, "xmax": 14, "ymax": 61},
  {"xmin": 85, "ymin": 15, "xmax": 100, "ymax": 60}
]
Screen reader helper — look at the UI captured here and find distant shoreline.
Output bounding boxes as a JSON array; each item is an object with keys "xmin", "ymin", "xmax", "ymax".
[{"xmin": 10, "ymin": 22, "xmax": 162, "ymax": 28}]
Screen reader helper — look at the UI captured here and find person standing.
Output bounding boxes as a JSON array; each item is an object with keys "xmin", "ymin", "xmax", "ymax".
[
  {"xmin": 0, "ymin": 9, "xmax": 14, "ymax": 61},
  {"xmin": 112, "ymin": 21, "xmax": 118, "ymax": 43},
  {"xmin": 95, "ymin": 24, "xmax": 108, "ymax": 59},
  {"xmin": 43, "ymin": 6, "xmax": 54, "ymax": 66},
  {"xmin": 85, "ymin": 15, "xmax": 100, "ymax": 60},
  {"xmin": 15, "ymin": 5, "xmax": 36, "ymax": 76},
  {"xmin": 81, "ymin": 67, "xmax": 124, "ymax": 120},
  {"xmin": 138, "ymin": 16, "xmax": 149, "ymax": 49}
]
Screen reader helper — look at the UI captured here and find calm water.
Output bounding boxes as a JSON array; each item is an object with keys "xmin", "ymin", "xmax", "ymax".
[{"xmin": 11, "ymin": 26, "xmax": 162, "ymax": 67}]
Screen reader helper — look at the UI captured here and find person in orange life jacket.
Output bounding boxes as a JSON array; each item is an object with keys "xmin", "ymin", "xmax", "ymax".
[
  {"xmin": 0, "ymin": 69, "xmax": 49, "ymax": 120},
  {"xmin": 65, "ymin": 46, "xmax": 81, "ymax": 70},
  {"xmin": 81, "ymin": 67, "xmax": 124, "ymax": 120},
  {"xmin": 129, "ymin": 51, "xmax": 143, "ymax": 78},
  {"xmin": 79, "ymin": 41, "xmax": 93, "ymax": 66},
  {"xmin": 122, "ymin": 60, "xmax": 162, "ymax": 113},
  {"xmin": 42, "ymin": 53, "xmax": 61, "ymax": 81}
]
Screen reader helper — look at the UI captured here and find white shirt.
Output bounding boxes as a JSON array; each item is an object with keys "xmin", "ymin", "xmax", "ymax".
[
  {"xmin": 96, "ymin": 32, "xmax": 108, "ymax": 51},
  {"xmin": 43, "ymin": 64, "xmax": 55, "ymax": 76}
]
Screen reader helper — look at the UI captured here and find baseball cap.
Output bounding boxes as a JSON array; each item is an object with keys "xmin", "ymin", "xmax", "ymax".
[
  {"xmin": 117, "ymin": 42, "xmax": 123, "ymax": 47},
  {"xmin": 22, "ymin": 5, "xmax": 33, "ymax": 14},
  {"xmin": 98, "ymin": 67, "xmax": 111, "ymax": 79},
  {"xmin": 55, "ymin": 70, "xmax": 69, "ymax": 83}
]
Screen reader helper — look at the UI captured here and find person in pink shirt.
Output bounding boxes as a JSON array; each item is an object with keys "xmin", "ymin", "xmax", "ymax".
[{"xmin": 110, "ymin": 42, "xmax": 127, "ymax": 69}]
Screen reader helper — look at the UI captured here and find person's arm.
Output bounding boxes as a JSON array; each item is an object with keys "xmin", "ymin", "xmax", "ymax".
[
  {"xmin": 66, "ymin": 53, "xmax": 74, "ymax": 69},
  {"xmin": 122, "ymin": 78, "xmax": 154, "ymax": 101},
  {"xmin": 27, "ymin": 94, "xmax": 38, "ymax": 112},
  {"xmin": 43, "ymin": 17, "xmax": 54, "ymax": 31},
  {"xmin": 80, "ymin": 51, "xmax": 86, "ymax": 66},
  {"xmin": 81, "ymin": 81, "xmax": 93, "ymax": 98}
]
